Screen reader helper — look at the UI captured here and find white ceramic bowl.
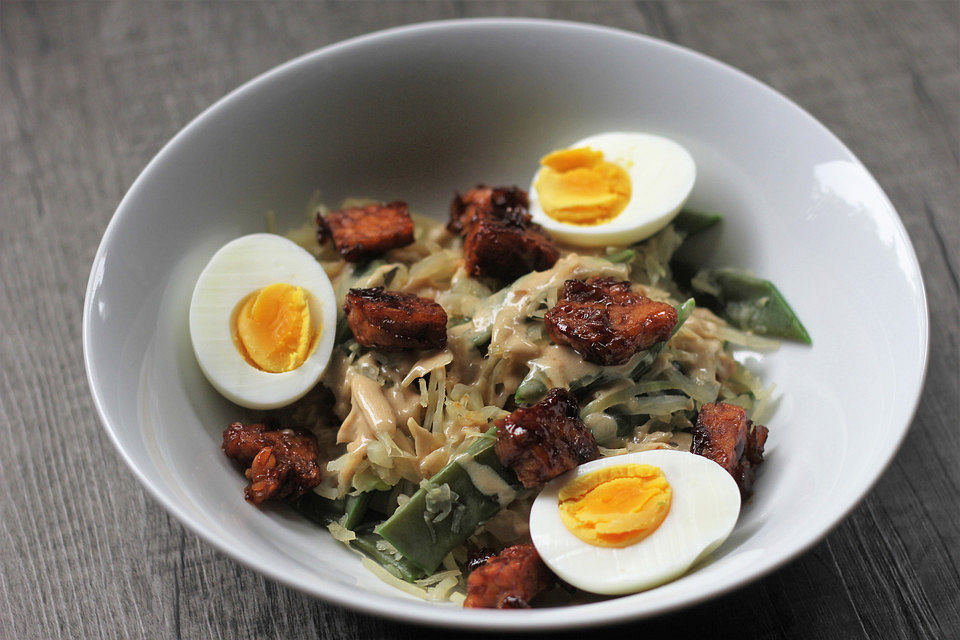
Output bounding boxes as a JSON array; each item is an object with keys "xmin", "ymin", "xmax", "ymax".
[{"xmin": 82, "ymin": 19, "xmax": 928, "ymax": 631}]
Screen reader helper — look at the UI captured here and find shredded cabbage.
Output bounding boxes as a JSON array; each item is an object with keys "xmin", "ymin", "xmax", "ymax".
[{"xmin": 278, "ymin": 209, "xmax": 779, "ymax": 604}]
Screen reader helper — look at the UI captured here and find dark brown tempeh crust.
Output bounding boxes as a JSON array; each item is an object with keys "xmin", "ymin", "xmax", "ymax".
[
  {"xmin": 544, "ymin": 276, "xmax": 678, "ymax": 366},
  {"xmin": 318, "ymin": 201, "xmax": 414, "ymax": 262},
  {"xmin": 222, "ymin": 422, "xmax": 323, "ymax": 504},
  {"xmin": 464, "ymin": 544, "xmax": 553, "ymax": 609},
  {"xmin": 344, "ymin": 287, "xmax": 447, "ymax": 351},
  {"xmin": 692, "ymin": 401, "xmax": 769, "ymax": 495},
  {"xmin": 449, "ymin": 185, "xmax": 560, "ymax": 282},
  {"xmin": 494, "ymin": 388, "xmax": 599, "ymax": 489}
]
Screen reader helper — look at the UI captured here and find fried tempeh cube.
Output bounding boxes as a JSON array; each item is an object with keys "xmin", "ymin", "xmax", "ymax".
[
  {"xmin": 448, "ymin": 185, "xmax": 530, "ymax": 234},
  {"xmin": 691, "ymin": 401, "xmax": 769, "ymax": 495},
  {"xmin": 317, "ymin": 201, "xmax": 414, "ymax": 262},
  {"xmin": 463, "ymin": 216, "xmax": 560, "ymax": 282},
  {"xmin": 494, "ymin": 388, "xmax": 599, "ymax": 489},
  {"xmin": 222, "ymin": 422, "xmax": 323, "ymax": 504},
  {"xmin": 449, "ymin": 185, "xmax": 559, "ymax": 282},
  {"xmin": 464, "ymin": 544, "xmax": 553, "ymax": 609},
  {"xmin": 344, "ymin": 287, "xmax": 447, "ymax": 351},
  {"xmin": 544, "ymin": 277, "xmax": 678, "ymax": 366}
]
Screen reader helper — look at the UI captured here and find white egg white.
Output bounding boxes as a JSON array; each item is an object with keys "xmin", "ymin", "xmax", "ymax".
[
  {"xmin": 189, "ymin": 233, "xmax": 337, "ymax": 410},
  {"xmin": 528, "ymin": 132, "xmax": 696, "ymax": 247},
  {"xmin": 529, "ymin": 449, "xmax": 740, "ymax": 595}
]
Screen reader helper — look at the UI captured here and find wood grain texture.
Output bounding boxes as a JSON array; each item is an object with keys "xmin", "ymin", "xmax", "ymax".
[{"xmin": 1, "ymin": 1, "xmax": 957, "ymax": 638}]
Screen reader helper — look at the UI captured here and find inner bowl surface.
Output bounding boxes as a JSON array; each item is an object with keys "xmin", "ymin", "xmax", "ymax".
[{"xmin": 83, "ymin": 19, "xmax": 928, "ymax": 630}]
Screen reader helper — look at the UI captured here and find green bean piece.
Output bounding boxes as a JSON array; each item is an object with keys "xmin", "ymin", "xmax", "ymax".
[
  {"xmin": 608, "ymin": 408, "xmax": 645, "ymax": 438},
  {"xmin": 367, "ymin": 484, "xmax": 405, "ymax": 516},
  {"xmin": 293, "ymin": 493, "xmax": 345, "ymax": 527},
  {"xmin": 673, "ymin": 209, "xmax": 722, "ymax": 236},
  {"xmin": 471, "ymin": 326, "xmax": 493, "ymax": 350},
  {"xmin": 343, "ymin": 492, "xmax": 373, "ymax": 530},
  {"xmin": 605, "ymin": 248, "xmax": 636, "ymax": 263},
  {"xmin": 294, "ymin": 494, "xmax": 424, "ymax": 581},
  {"xmin": 691, "ymin": 268, "xmax": 811, "ymax": 344},
  {"xmin": 569, "ymin": 371, "xmax": 603, "ymax": 393},
  {"xmin": 672, "ymin": 297, "xmax": 696, "ymax": 333},
  {"xmin": 514, "ymin": 374, "xmax": 548, "ymax": 406},
  {"xmin": 376, "ymin": 429, "xmax": 519, "ymax": 574},
  {"xmin": 349, "ymin": 531, "xmax": 426, "ymax": 582}
]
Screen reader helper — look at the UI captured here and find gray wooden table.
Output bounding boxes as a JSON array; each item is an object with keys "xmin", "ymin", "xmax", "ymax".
[{"xmin": 2, "ymin": 2, "xmax": 957, "ymax": 638}]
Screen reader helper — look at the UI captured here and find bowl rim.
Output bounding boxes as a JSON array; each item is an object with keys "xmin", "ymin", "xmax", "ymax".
[{"xmin": 82, "ymin": 17, "xmax": 930, "ymax": 631}]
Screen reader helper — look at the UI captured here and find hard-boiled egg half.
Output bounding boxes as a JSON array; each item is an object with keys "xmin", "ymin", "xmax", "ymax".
[
  {"xmin": 529, "ymin": 449, "xmax": 740, "ymax": 594},
  {"xmin": 189, "ymin": 233, "xmax": 337, "ymax": 409},
  {"xmin": 528, "ymin": 132, "xmax": 696, "ymax": 247}
]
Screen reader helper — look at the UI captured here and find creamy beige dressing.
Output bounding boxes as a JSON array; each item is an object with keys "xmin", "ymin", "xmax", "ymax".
[
  {"xmin": 487, "ymin": 254, "xmax": 627, "ymax": 360},
  {"xmin": 312, "ymin": 219, "xmax": 741, "ymax": 498},
  {"xmin": 456, "ymin": 456, "xmax": 518, "ymax": 507},
  {"xmin": 401, "ymin": 350, "xmax": 454, "ymax": 387},
  {"xmin": 671, "ymin": 307, "xmax": 736, "ymax": 385},
  {"xmin": 526, "ymin": 345, "xmax": 601, "ymax": 389},
  {"xmin": 386, "ymin": 385, "xmax": 425, "ymax": 426},
  {"xmin": 321, "ymin": 253, "xmax": 646, "ymax": 494},
  {"xmin": 351, "ymin": 373, "xmax": 397, "ymax": 434}
]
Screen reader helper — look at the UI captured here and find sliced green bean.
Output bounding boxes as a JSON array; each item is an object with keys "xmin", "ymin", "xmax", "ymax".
[
  {"xmin": 367, "ymin": 484, "xmax": 403, "ymax": 516},
  {"xmin": 349, "ymin": 531, "xmax": 426, "ymax": 582},
  {"xmin": 569, "ymin": 371, "xmax": 604, "ymax": 394},
  {"xmin": 377, "ymin": 430, "xmax": 519, "ymax": 574},
  {"xmin": 691, "ymin": 268, "xmax": 811, "ymax": 344},
  {"xmin": 514, "ymin": 373, "xmax": 548, "ymax": 406},
  {"xmin": 294, "ymin": 493, "xmax": 345, "ymax": 527},
  {"xmin": 608, "ymin": 408, "xmax": 645, "ymax": 438},
  {"xmin": 673, "ymin": 209, "xmax": 722, "ymax": 236},
  {"xmin": 605, "ymin": 248, "xmax": 636, "ymax": 263},
  {"xmin": 294, "ymin": 493, "xmax": 424, "ymax": 581},
  {"xmin": 471, "ymin": 326, "xmax": 493, "ymax": 350},
  {"xmin": 343, "ymin": 492, "xmax": 373, "ymax": 530}
]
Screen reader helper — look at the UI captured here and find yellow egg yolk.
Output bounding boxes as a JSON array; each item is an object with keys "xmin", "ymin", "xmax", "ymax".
[
  {"xmin": 558, "ymin": 464, "xmax": 671, "ymax": 548},
  {"xmin": 534, "ymin": 147, "xmax": 632, "ymax": 225},
  {"xmin": 233, "ymin": 283, "xmax": 315, "ymax": 373}
]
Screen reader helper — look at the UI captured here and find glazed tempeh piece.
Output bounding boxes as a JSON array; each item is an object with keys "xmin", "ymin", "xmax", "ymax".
[
  {"xmin": 494, "ymin": 388, "xmax": 599, "ymax": 489},
  {"xmin": 318, "ymin": 201, "xmax": 414, "ymax": 262},
  {"xmin": 464, "ymin": 544, "xmax": 553, "ymax": 609},
  {"xmin": 448, "ymin": 185, "xmax": 530, "ymax": 234},
  {"xmin": 448, "ymin": 185, "xmax": 559, "ymax": 282},
  {"xmin": 463, "ymin": 216, "xmax": 560, "ymax": 282},
  {"xmin": 544, "ymin": 277, "xmax": 678, "ymax": 365},
  {"xmin": 344, "ymin": 287, "xmax": 447, "ymax": 350},
  {"xmin": 691, "ymin": 401, "xmax": 769, "ymax": 495},
  {"xmin": 222, "ymin": 422, "xmax": 323, "ymax": 504}
]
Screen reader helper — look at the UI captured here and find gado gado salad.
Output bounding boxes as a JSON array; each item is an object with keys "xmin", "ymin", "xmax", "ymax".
[{"xmin": 189, "ymin": 132, "xmax": 810, "ymax": 608}]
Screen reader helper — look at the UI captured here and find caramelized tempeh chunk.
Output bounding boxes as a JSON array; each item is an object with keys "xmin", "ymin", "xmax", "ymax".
[
  {"xmin": 318, "ymin": 201, "xmax": 414, "ymax": 262},
  {"xmin": 344, "ymin": 287, "xmax": 447, "ymax": 350},
  {"xmin": 691, "ymin": 402, "xmax": 769, "ymax": 495},
  {"xmin": 448, "ymin": 185, "xmax": 530, "ymax": 234},
  {"xmin": 222, "ymin": 422, "xmax": 323, "ymax": 504},
  {"xmin": 544, "ymin": 277, "xmax": 678, "ymax": 366},
  {"xmin": 463, "ymin": 217, "xmax": 560, "ymax": 283},
  {"xmin": 494, "ymin": 388, "xmax": 599, "ymax": 489},
  {"xmin": 464, "ymin": 544, "xmax": 553, "ymax": 609},
  {"xmin": 449, "ymin": 185, "xmax": 559, "ymax": 282}
]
